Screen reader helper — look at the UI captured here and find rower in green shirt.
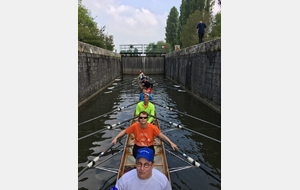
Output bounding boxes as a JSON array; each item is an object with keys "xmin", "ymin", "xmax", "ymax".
[{"xmin": 135, "ymin": 93, "xmax": 155, "ymax": 123}]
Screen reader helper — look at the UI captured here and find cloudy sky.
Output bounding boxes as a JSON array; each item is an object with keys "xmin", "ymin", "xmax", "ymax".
[{"xmin": 81, "ymin": 0, "xmax": 221, "ymax": 52}]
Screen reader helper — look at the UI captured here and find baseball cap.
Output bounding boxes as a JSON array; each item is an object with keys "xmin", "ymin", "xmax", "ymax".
[
  {"xmin": 136, "ymin": 147, "xmax": 154, "ymax": 162},
  {"xmin": 143, "ymin": 93, "xmax": 149, "ymax": 97}
]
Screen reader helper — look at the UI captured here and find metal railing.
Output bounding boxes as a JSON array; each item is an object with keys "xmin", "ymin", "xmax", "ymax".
[{"xmin": 119, "ymin": 44, "xmax": 166, "ymax": 56}]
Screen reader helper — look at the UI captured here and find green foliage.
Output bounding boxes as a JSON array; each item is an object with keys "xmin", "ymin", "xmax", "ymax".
[
  {"xmin": 104, "ymin": 35, "xmax": 115, "ymax": 51},
  {"xmin": 78, "ymin": 0, "xmax": 114, "ymax": 51},
  {"xmin": 176, "ymin": 0, "xmax": 215, "ymax": 47},
  {"xmin": 209, "ymin": 11, "xmax": 221, "ymax": 39},
  {"xmin": 83, "ymin": 39, "xmax": 105, "ymax": 48},
  {"xmin": 145, "ymin": 41, "xmax": 170, "ymax": 56},
  {"xmin": 163, "ymin": 42, "xmax": 173, "ymax": 52},
  {"xmin": 180, "ymin": 10, "xmax": 211, "ymax": 48},
  {"xmin": 165, "ymin": 7, "xmax": 179, "ymax": 48}
]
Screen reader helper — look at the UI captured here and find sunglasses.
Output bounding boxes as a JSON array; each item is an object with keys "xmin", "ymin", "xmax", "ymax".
[{"xmin": 139, "ymin": 117, "xmax": 148, "ymax": 119}]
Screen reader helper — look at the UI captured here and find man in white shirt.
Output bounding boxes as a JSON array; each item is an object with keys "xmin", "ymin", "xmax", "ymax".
[{"xmin": 110, "ymin": 147, "xmax": 172, "ymax": 190}]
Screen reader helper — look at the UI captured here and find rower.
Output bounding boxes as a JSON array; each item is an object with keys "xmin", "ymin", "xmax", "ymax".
[
  {"xmin": 111, "ymin": 148, "xmax": 172, "ymax": 190},
  {"xmin": 142, "ymin": 78, "xmax": 153, "ymax": 93},
  {"xmin": 110, "ymin": 111, "xmax": 178, "ymax": 158},
  {"xmin": 139, "ymin": 73, "xmax": 144, "ymax": 81},
  {"xmin": 139, "ymin": 87, "xmax": 153, "ymax": 102},
  {"xmin": 140, "ymin": 73, "xmax": 147, "ymax": 82},
  {"xmin": 135, "ymin": 93, "xmax": 155, "ymax": 123}
]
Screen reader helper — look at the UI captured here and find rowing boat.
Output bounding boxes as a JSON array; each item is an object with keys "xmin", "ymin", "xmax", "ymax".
[
  {"xmin": 116, "ymin": 76, "xmax": 170, "ymax": 184},
  {"xmin": 78, "ymin": 75, "xmax": 222, "ymax": 189}
]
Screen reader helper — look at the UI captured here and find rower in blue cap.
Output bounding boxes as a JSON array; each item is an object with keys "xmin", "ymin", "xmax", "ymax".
[{"xmin": 111, "ymin": 147, "xmax": 172, "ymax": 190}]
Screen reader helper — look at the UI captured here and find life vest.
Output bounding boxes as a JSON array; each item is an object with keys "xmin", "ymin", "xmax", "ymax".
[{"xmin": 147, "ymin": 87, "xmax": 152, "ymax": 94}]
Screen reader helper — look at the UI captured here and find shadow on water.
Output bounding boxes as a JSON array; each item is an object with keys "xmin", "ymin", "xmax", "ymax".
[{"xmin": 78, "ymin": 74, "xmax": 221, "ymax": 190}]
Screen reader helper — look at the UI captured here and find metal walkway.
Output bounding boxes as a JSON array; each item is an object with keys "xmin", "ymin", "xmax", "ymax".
[{"xmin": 119, "ymin": 44, "xmax": 166, "ymax": 56}]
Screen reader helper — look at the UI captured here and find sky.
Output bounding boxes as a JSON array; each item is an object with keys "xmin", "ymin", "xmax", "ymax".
[{"xmin": 81, "ymin": 0, "xmax": 221, "ymax": 52}]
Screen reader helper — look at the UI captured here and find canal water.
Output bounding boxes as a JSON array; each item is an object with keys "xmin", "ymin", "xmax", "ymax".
[{"xmin": 78, "ymin": 74, "xmax": 221, "ymax": 190}]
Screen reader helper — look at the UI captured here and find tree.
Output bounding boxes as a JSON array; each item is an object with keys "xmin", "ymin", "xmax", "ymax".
[
  {"xmin": 177, "ymin": 0, "xmax": 214, "ymax": 47},
  {"xmin": 78, "ymin": 0, "xmax": 98, "ymax": 41},
  {"xmin": 165, "ymin": 6, "xmax": 179, "ymax": 48},
  {"xmin": 180, "ymin": 9, "xmax": 211, "ymax": 48},
  {"xmin": 209, "ymin": 11, "xmax": 221, "ymax": 39},
  {"xmin": 156, "ymin": 41, "xmax": 172, "ymax": 53},
  {"xmin": 78, "ymin": 0, "xmax": 115, "ymax": 50},
  {"xmin": 104, "ymin": 34, "xmax": 115, "ymax": 51},
  {"xmin": 145, "ymin": 41, "xmax": 172, "ymax": 56}
]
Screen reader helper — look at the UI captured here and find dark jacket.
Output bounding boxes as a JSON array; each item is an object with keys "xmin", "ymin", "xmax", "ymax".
[
  {"xmin": 197, "ymin": 23, "xmax": 206, "ymax": 33},
  {"xmin": 143, "ymin": 81, "xmax": 153, "ymax": 89}
]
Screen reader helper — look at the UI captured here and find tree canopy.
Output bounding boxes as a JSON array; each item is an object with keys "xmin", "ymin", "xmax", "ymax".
[
  {"xmin": 145, "ymin": 41, "xmax": 172, "ymax": 56},
  {"xmin": 180, "ymin": 10, "xmax": 211, "ymax": 48},
  {"xmin": 166, "ymin": 0, "xmax": 219, "ymax": 49},
  {"xmin": 165, "ymin": 7, "xmax": 179, "ymax": 48},
  {"xmin": 78, "ymin": 0, "xmax": 114, "ymax": 51},
  {"xmin": 209, "ymin": 11, "xmax": 221, "ymax": 39}
]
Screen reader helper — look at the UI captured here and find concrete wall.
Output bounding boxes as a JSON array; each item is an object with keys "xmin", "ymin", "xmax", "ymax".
[
  {"xmin": 78, "ymin": 41, "xmax": 122, "ymax": 106},
  {"xmin": 165, "ymin": 38, "xmax": 221, "ymax": 113},
  {"xmin": 122, "ymin": 56, "xmax": 164, "ymax": 74}
]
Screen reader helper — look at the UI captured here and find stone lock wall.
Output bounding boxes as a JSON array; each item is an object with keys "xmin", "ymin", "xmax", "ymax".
[
  {"xmin": 165, "ymin": 38, "xmax": 221, "ymax": 113},
  {"xmin": 78, "ymin": 39, "xmax": 221, "ymax": 113},
  {"xmin": 78, "ymin": 41, "xmax": 121, "ymax": 106},
  {"xmin": 122, "ymin": 56, "xmax": 164, "ymax": 75}
]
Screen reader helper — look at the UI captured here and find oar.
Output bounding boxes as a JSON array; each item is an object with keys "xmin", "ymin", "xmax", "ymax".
[
  {"xmin": 78, "ymin": 101, "xmax": 138, "ymax": 126},
  {"xmin": 78, "ymin": 143, "xmax": 115, "ymax": 177},
  {"xmin": 111, "ymin": 80, "xmax": 138, "ymax": 89},
  {"xmin": 149, "ymin": 114, "xmax": 221, "ymax": 143},
  {"xmin": 95, "ymin": 149, "xmax": 124, "ymax": 167},
  {"xmin": 78, "ymin": 116, "xmax": 139, "ymax": 141},
  {"xmin": 159, "ymin": 138, "xmax": 221, "ymax": 183},
  {"xmin": 78, "ymin": 123, "xmax": 126, "ymax": 141},
  {"xmin": 78, "ymin": 136, "xmax": 126, "ymax": 178},
  {"xmin": 152, "ymin": 102, "xmax": 220, "ymax": 128}
]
